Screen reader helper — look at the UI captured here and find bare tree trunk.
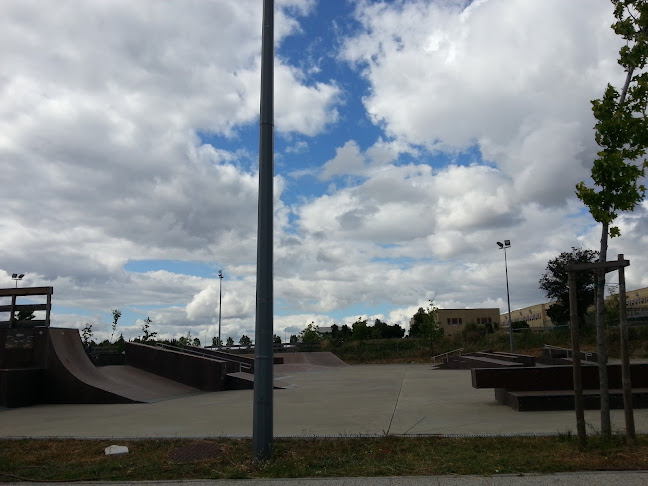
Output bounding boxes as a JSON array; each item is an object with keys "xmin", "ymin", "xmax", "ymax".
[{"xmin": 597, "ymin": 222, "xmax": 611, "ymax": 439}]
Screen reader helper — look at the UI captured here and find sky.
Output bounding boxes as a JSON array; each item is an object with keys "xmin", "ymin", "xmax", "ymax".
[{"xmin": 1, "ymin": 0, "xmax": 647, "ymax": 344}]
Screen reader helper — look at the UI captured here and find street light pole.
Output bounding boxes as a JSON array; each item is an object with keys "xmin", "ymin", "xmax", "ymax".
[
  {"xmin": 218, "ymin": 270, "xmax": 223, "ymax": 349},
  {"xmin": 11, "ymin": 273, "xmax": 24, "ymax": 288},
  {"xmin": 497, "ymin": 241, "xmax": 514, "ymax": 353}
]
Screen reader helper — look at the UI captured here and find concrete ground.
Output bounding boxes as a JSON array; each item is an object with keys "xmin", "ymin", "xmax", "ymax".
[{"xmin": 1, "ymin": 364, "xmax": 646, "ymax": 438}]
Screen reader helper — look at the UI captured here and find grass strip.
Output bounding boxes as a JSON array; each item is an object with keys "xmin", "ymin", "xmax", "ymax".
[{"xmin": 1, "ymin": 435, "xmax": 647, "ymax": 482}]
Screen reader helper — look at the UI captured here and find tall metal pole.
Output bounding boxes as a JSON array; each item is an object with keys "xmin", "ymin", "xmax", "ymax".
[
  {"xmin": 497, "ymin": 242, "xmax": 514, "ymax": 353},
  {"xmin": 253, "ymin": 0, "xmax": 274, "ymax": 460},
  {"xmin": 504, "ymin": 247, "xmax": 514, "ymax": 353},
  {"xmin": 218, "ymin": 270, "xmax": 223, "ymax": 348}
]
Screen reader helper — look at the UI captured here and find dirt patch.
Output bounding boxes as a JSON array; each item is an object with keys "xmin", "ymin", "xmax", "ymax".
[{"xmin": 168, "ymin": 441, "xmax": 223, "ymax": 463}]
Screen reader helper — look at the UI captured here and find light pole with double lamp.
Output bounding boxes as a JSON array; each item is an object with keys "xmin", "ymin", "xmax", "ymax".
[
  {"xmin": 218, "ymin": 270, "xmax": 223, "ymax": 349},
  {"xmin": 496, "ymin": 240, "xmax": 514, "ymax": 353},
  {"xmin": 11, "ymin": 273, "xmax": 24, "ymax": 288}
]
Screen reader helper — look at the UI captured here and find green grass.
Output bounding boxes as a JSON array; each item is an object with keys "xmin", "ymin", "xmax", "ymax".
[{"xmin": 1, "ymin": 435, "xmax": 647, "ymax": 482}]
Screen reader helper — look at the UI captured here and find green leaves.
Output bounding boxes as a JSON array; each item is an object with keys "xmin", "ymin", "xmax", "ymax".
[{"xmin": 576, "ymin": 1, "xmax": 648, "ymax": 238}]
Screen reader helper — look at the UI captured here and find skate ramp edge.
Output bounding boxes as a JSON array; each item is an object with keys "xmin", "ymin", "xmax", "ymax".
[{"xmin": 46, "ymin": 328, "xmax": 199, "ymax": 405}]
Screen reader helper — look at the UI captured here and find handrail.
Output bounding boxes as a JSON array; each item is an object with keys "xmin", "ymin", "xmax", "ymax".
[
  {"xmin": 431, "ymin": 347, "xmax": 463, "ymax": 363},
  {"xmin": 543, "ymin": 344, "xmax": 594, "ymax": 361},
  {"xmin": 154, "ymin": 343, "xmax": 252, "ymax": 372}
]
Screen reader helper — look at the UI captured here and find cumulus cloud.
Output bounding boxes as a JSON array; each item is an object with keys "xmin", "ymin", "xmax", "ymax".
[
  {"xmin": 341, "ymin": 0, "xmax": 623, "ymax": 205},
  {"xmin": 1, "ymin": 0, "xmax": 645, "ymax": 343}
]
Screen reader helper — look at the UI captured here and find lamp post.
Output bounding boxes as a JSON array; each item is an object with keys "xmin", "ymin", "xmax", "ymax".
[
  {"xmin": 496, "ymin": 241, "xmax": 514, "ymax": 353},
  {"xmin": 11, "ymin": 273, "xmax": 24, "ymax": 288},
  {"xmin": 218, "ymin": 270, "xmax": 223, "ymax": 349}
]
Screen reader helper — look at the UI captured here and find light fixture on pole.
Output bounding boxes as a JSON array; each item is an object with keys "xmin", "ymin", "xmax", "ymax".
[
  {"xmin": 496, "ymin": 240, "xmax": 514, "ymax": 353},
  {"xmin": 11, "ymin": 273, "xmax": 25, "ymax": 288}
]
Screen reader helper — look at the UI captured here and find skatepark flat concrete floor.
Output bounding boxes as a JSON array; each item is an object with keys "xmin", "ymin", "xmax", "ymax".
[{"xmin": 1, "ymin": 364, "xmax": 647, "ymax": 438}]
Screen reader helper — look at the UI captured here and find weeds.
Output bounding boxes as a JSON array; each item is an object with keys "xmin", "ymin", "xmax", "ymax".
[{"xmin": 1, "ymin": 436, "xmax": 647, "ymax": 482}]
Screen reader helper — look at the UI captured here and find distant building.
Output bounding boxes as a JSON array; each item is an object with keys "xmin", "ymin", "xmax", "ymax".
[
  {"xmin": 500, "ymin": 286, "xmax": 648, "ymax": 330},
  {"xmin": 499, "ymin": 302, "xmax": 555, "ymax": 331},
  {"xmin": 418, "ymin": 308, "xmax": 501, "ymax": 337}
]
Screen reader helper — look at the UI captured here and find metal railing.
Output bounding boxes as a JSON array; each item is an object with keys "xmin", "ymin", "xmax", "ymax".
[
  {"xmin": 543, "ymin": 344, "xmax": 594, "ymax": 362},
  {"xmin": 431, "ymin": 347, "xmax": 464, "ymax": 363},
  {"xmin": 154, "ymin": 342, "xmax": 252, "ymax": 372}
]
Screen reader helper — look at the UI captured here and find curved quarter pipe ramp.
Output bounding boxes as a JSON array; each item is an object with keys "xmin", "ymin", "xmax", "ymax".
[{"xmin": 45, "ymin": 328, "xmax": 199, "ymax": 404}]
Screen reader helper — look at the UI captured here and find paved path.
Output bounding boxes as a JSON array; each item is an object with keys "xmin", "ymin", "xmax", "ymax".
[
  {"xmin": 2, "ymin": 365, "xmax": 647, "ymax": 485},
  {"xmin": 1, "ymin": 365, "xmax": 646, "ymax": 438},
  {"xmin": 3, "ymin": 471, "xmax": 648, "ymax": 485}
]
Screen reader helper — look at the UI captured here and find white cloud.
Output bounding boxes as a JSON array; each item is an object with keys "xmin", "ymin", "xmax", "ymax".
[
  {"xmin": 342, "ymin": 0, "xmax": 623, "ymax": 205},
  {"xmin": 1, "ymin": 0, "xmax": 645, "ymax": 344}
]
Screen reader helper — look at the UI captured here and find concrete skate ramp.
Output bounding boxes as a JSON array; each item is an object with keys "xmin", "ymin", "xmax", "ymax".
[
  {"xmin": 275, "ymin": 352, "xmax": 348, "ymax": 374},
  {"xmin": 47, "ymin": 328, "xmax": 199, "ymax": 404}
]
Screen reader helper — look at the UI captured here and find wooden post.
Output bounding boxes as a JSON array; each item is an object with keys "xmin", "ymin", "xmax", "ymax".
[
  {"xmin": 569, "ymin": 270, "xmax": 587, "ymax": 447},
  {"xmin": 9, "ymin": 295, "xmax": 16, "ymax": 328},
  {"xmin": 618, "ymin": 254, "xmax": 635, "ymax": 444}
]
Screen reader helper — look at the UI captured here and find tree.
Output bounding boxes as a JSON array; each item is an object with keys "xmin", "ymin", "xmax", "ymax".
[
  {"xmin": 461, "ymin": 322, "xmax": 487, "ymax": 344},
  {"xmin": 289, "ymin": 334, "xmax": 298, "ymax": 344},
  {"xmin": 81, "ymin": 323, "xmax": 93, "ymax": 348},
  {"xmin": 299, "ymin": 322, "xmax": 321, "ymax": 345},
  {"xmin": 539, "ymin": 248, "xmax": 599, "ymax": 328},
  {"xmin": 179, "ymin": 331, "xmax": 193, "ymax": 347},
  {"xmin": 273, "ymin": 334, "xmax": 282, "ymax": 344},
  {"xmin": 339, "ymin": 324, "xmax": 353, "ymax": 341},
  {"xmin": 212, "ymin": 336, "xmax": 222, "ymax": 347},
  {"xmin": 226, "ymin": 336, "xmax": 234, "ymax": 347},
  {"xmin": 239, "ymin": 334, "xmax": 252, "ymax": 348},
  {"xmin": 116, "ymin": 333, "xmax": 126, "ymax": 353},
  {"xmin": 110, "ymin": 309, "xmax": 121, "ymax": 343},
  {"xmin": 140, "ymin": 317, "xmax": 158, "ymax": 343},
  {"xmin": 351, "ymin": 319, "xmax": 369, "ymax": 341},
  {"xmin": 409, "ymin": 301, "xmax": 443, "ymax": 351},
  {"xmin": 409, "ymin": 302, "xmax": 442, "ymax": 339},
  {"xmin": 575, "ymin": 0, "xmax": 648, "ymax": 439},
  {"xmin": 511, "ymin": 320, "xmax": 530, "ymax": 331}
]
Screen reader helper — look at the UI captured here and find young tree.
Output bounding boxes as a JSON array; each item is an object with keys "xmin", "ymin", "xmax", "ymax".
[
  {"xmin": 179, "ymin": 331, "xmax": 193, "ymax": 347},
  {"xmin": 409, "ymin": 301, "xmax": 443, "ymax": 351},
  {"xmin": 539, "ymin": 248, "xmax": 599, "ymax": 328},
  {"xmin": 226, "ymin": 336, "xmax": 234, "ymax": 347},
  {"xmin": 141, "ymin": 317, "xmax": 157, "ymax": 343},
  {"xmin": 212, "ymin": 336, "xmax": 223, "ymax": 347},
  {"xmin": 110, "ymin": 309, "xmax": 121, "ymax": 343},
  {"xmin": 273, "ymin": 334, "xmax": 282, "ymax": 344},
  {"xmin": 575, "ymin": 0, "xmax": 648, "ymax": 439},
  {"xmin": 239, "ymin": 334, "xmax": 252, "ymax": 348},
  {"xmin": 81, "ymin": 323, "xmax": 93, "ymax": 349}
]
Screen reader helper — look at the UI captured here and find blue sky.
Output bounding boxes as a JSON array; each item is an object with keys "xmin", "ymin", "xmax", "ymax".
[{"xmin": 1, "ymin": 0, "xmax": 646, "ymax": 343}]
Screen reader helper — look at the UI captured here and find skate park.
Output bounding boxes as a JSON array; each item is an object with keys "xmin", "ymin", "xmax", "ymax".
[{"xmin": 2, "ymin": 286, "xmax": 648, "ymax": 439}]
